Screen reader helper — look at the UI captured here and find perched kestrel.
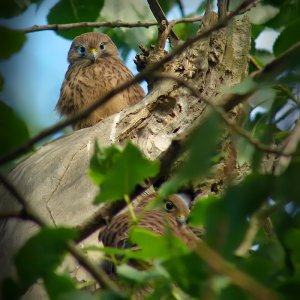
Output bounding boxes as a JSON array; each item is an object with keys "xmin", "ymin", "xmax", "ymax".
[
  {"xmin": 99, "ymin": 194, "xmax": 201, "ymax": 250},
  {"xmin": 56, "ymin": 32, "xmax": 145, "ymax": 130}
]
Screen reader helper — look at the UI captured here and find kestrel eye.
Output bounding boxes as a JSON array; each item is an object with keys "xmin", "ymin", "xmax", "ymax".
[
  {"xmin": 99, "ymin": 42, "xmax": 105, "ymax": 50},
  {"xmin": 78, "ymin": 46, "xmax": 86, "ymax": 54},
  {"xmin": 165, "ymin": 201, "xmax": 174, "ymax": 211}
]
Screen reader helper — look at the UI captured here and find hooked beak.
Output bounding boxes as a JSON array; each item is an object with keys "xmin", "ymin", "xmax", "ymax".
[
  {"xmin": 176, "ymin": 214, "xmax": 187, "ymax": 225},
  {"xmin": 88, "ymin": 48, "xmax": 98, "ymax": 61}
]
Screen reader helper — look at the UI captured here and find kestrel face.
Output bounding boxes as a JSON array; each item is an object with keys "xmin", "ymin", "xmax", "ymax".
[
  {"xmin": 67, "ymin": 32, "xmax": 119, "ymax": 65},
  {"xmin": 163, "ymin": 194, "xmax": 191, "ymax": 225}
]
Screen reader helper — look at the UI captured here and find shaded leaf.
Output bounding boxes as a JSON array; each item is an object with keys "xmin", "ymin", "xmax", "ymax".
[
  {"xmin": 222, "ymin": 174, "xmax": 274, "ymax": 253},
  {"xmin": 0, "ymin": 0, "xmax": 41, "ymax": 18},
  {"xmin": 58, "ymin": 290, "xmax": 101, "ymax": 300},
  {"xmin": 163, "ymin": 252, "xmax": 207, "ymax": 297},
  {"xmin": 188, "ymin": 195, "xmax": 219, "ymax": 226},
  {"xmin": 47, "ymin": 0, "xmax": 105, "ymax": 40},
  {"xmin": 15, "ymin": 227, "xmax": 77, "ymax": 289},
  {"xmin": 1, "ymin": 278, "xmax": 21, "ymax": 300},
  {"xmin": 0, "ymin": 101, "xmax": 30, "ymax": 156},
  {"xmin": 273, "ymin": 18, "xmax": 300, "ymax": 56},
  {"xmin": 219, "ymin": 284, "xmax": 250, "ymax": 300},
  {"xmin": 44, "ymin": 272, "xmax": 76, "ymax": 300},
  {"xmin": 92, "ymin": 142, "xmax": 159, "ymax": 203},
  {"xmin": 0, "ymin": 27, "xmax": 26, "ymax": 60}
]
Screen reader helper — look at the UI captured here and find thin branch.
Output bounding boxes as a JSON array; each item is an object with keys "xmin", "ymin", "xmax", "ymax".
[
  {"xmin": 0, "ymin": 173, "xmax": 121, "ymax": 293},
  {"xmin": 0, "ymin": 0, "xmax": 257, "ymax": 167},
  {"xmin": 66, "ymin": 242, "xmax": 120, "ymax": 293},
  {"xmin": 147, "ymin": 0, "xmax": 180, "ymax": 47},
  {"xmin": 0, "ymin": 211, "xmax": 24, "ymax": 219},
  {"xmin": 20, "ymin": 17, "xmax": 203, "ymax": 34}
]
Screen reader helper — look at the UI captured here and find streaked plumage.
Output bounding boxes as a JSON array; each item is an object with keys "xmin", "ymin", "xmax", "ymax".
[
  {"xmin": 99, "ymin": 194, "xmax": 201, "ymax": 250},
  {"xmin": 56, "ymin": 32, "xmax": 144, "ymax": 130}
]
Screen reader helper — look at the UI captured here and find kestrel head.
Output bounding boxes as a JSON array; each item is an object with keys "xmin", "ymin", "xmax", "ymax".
[
  {"xmin": 163, "ymin": 194, "xmax": 191, "ymax": 225},
  {"xmin": 67, "ymin": 32, "xmax": 119, "ymax": 64}
]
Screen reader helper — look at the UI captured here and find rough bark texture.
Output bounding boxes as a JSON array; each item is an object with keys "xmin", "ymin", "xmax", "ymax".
[{"xmin": 0, "ymin": 13, "xmax": 251, "ymax": 299}]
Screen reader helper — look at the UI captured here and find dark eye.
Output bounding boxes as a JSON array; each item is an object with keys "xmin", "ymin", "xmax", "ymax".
[
  {"xmin": 78, "ymin": 46, "xmax": 86, "ymax": 54},
  {"xmin": 99, "ymin": 42, "xmax": 105, "ymax": 50},
  {"xmin": 165, "ymin": 201, "xmax": 174, "ymax": 211}
]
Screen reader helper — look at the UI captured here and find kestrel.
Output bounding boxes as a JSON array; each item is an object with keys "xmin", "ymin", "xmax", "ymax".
[
  {"xmin": 56, "ymin": 32, "xmax": 145, "ymax": 130},
  {"xmin": 99, "ymin": 194, "xmax": 201, "ymax": 250}
]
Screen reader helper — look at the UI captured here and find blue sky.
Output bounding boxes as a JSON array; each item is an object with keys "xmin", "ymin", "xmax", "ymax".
[{"xmin": 0, "ymin": 0, "xmax": 279, "ymax": 134}]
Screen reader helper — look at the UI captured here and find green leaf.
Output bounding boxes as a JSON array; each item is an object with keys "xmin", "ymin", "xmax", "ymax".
[
  {"xmin": 58, "ymin": 290, "xmax": 100, "ymax": 300},
  {"xmin": 163, "ymin": 252, "xmax": 207, "ymax": 297},
  {"xmin": 222, "ymin": 174, "xmax": 274, "ymax": 253},
  {"xmin": 89, "ymin": 143, "xmax": 122, "ymax": 185},
  {"xmin": 266, "ymin": 0, "xmax": 300, "ymax": 29},
  {"xmin": 0, "ymin": 27, "xmax": 26, "ymax": 60},
  {"xmin": 129, "ymin": 227, "xmax": 189, "ymax": 260},
  {"xmin": 15, "ymin": 227, "xmax": 77, "ymax": 290},
  {"xmin": 97, "ymin": 0, "xmax": 157, "ymax": 58},
  {"xmin": 273, "ymin": 18, "xmax": 300, "ymax": 56},
  {"xmin": 92, "ymin": 142, "xmax": 159, "ymax": 203},
  {"xmin": 0, "ymin": 101, "xmax": 30, "ymax": 156},
  {"xmin": 188, "ymin": 195, "xmax": 219, "ymax": 226},
  {"xmin": 1, "ymin": 278, "xmax": 21, "ymax": 300},
  {"xmin": 219, "ymin": 284, "xmax": 250, "ymax": 300},
  {"xmin": 47, "ymin": 0, "xmax": 105, "ymax": 40},
  {"xmin": 44, "ymin": 272, "xmax": 76, "ymax": 300},
  {"xmin": 0, "ymin": 0, "xmax": 41, "ymax": 18}
]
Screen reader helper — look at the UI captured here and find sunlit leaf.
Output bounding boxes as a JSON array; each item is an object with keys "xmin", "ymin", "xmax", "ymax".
[
  {"xmin": 47, "ymin": 0, "xmax": 105, "ymax": 40},
  {"xmin": 92, "ymin": 142, "xmax": 159, "ymax": 203},
  {"xmin": 15, "ymin": 227, "xmax": 77, "ymax": 290},
  {"xmin": 0, "ymin": 101, "xmax": 30, "ymax": 156},
  {"xmin": 0, "ymin": 27, "xmax": 26, "ymax": 60},
  {"xmin": 97, "ymin": 0, "xmax": 156, "ymax": 58},
  {"xmin": 129, "ymin": 227, "xmax": 189, "ymax": 260}
]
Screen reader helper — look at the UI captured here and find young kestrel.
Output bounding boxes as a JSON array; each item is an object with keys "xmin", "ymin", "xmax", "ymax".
[
  {"xmin": 56, "ymin": 32, "xmax": 145, "ymax": 130},
  {"xmin": 99, "ymin": 194, "xmax": 200, "ymax": 250}
]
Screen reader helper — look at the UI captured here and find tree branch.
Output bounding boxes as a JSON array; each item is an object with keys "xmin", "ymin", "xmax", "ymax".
[
  {"xmin": 20, "ymin": 17, "xmax": 203, "ymax": 34},
  {"xmin": 0, "ymin": 0, "xmax": 257, "ymax": 167}
]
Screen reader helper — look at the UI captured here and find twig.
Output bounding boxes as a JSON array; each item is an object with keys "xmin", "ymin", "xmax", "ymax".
[
  {"xmin": 0, "ymin": 0, "xmax": 257, "ymax": 167},
  {"xmin": 20, "ymin": 17, "xmax": 203, "ymax": 34},
  {"xmin": 147, "ymin": 0, "xmax": 180, "ymax": 47},
  {"xmin": 0, "ymin": 173, "xmax": 121, "ymax": 293}
]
